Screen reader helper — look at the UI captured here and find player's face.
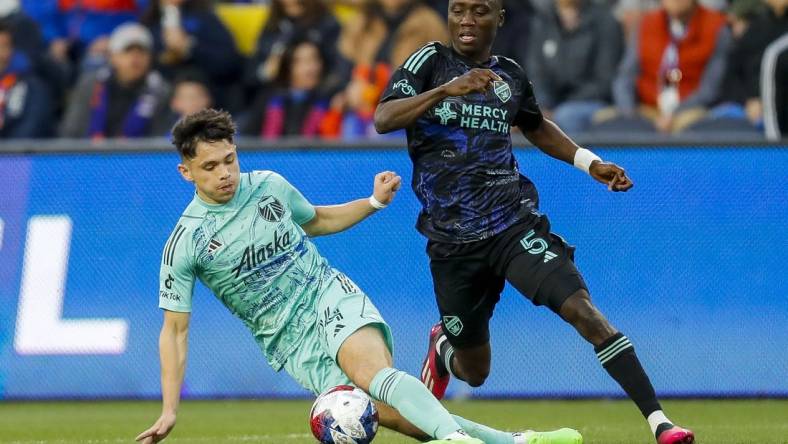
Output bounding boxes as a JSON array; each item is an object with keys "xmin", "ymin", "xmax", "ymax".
[
  {"xmin": 179, "ymin": 139, "xmax": 240, "ymax": 204},
  {"xmin": 448, "ymin": 0, "xmax": 503, "ymax": 61}
]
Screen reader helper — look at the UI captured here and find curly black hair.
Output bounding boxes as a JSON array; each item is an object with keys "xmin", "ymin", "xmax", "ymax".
[{"xmin": 171, "ymin": 109, "xmax": 236, "ymax": 159}]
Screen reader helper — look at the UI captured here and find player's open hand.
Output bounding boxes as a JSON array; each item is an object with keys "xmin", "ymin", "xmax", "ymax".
[
  {"xmin": 442, "ymin": 68, "xmax": 502, "ymax": 97},
  {"xmin": 136, "ymin": 412, "xmax": 176, "ymax": 443},
  {"xmin": 372, "ymin": 171, "xmax": 402, "ymax": 206},
  {"xmin": 589, "ymin": 161, "xmax": 633, "ymax": 192}
]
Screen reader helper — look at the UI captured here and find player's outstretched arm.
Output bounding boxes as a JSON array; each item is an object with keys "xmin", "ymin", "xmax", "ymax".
[
  {"xmin": 301, "ymin": 171, "xmax": 402, "ymax": 237},
  {"xmin": 136, "ymin": 310, "xmax": 191, "ymax": 444},
  {"xmin": 524, "ymin": 118, "xmax": 633, "ymax": 191},
  {"xmin": 375, "ymin": 69, "xmax": 501, "ymax": 133}
]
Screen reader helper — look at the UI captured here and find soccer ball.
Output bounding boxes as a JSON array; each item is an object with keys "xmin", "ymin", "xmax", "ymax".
[{"xmin": 310, "ymin": 385, "xmax": 379, "ymax": 444}]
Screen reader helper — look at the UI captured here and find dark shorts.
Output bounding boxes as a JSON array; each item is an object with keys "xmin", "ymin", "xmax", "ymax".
[{"xmin": 427, "ymin": 213, "xmax": 588, "ymax": 348}]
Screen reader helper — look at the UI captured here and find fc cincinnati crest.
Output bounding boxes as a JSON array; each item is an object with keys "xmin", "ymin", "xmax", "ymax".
[
  {"xmin": 257, "ymin": 195, "xmax": 285, "ymax": 222},
  {"xmin": 493, "ymin": 80, "xmax": 511, "ymax": 103}
]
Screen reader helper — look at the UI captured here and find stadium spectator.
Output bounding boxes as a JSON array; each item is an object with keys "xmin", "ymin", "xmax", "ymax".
[
  {"xmin": 0, "ymin": 21, "xmax": 54, "ymax": 138},
  {"xmin": 599, "ymin": 0, "xmax": 730, "ymax": 133},
  {"xmin": 336, "ymin": 0, "xmax": 448, "ymax": 138},
  {"xmin": 152, "ymin": 69, "xmax": 212, "ymax": 136},
  {"xmin": 140, "ymin": 0, "xmax": 243, "ymax": 111},
  {"xmin": 713, "ymin": 0, "xmax": 788, "ymax": 128},
  {"xmin": 1, "ymin": 2, "xmax": 70, "ymax": 120},
  {"xmin": 685, "ymin": 0, "xmax": 766, "ymax": 132},
  {"xmin": 59, "ymin": 22, "xmax": 171, "ymax": 139},
  {"xmin": 244, "ymin": 0, "xmax": 346, "ymax": 99},
  {"xmin": 21, "ymin": 0, "xmax": 140, "ymax": 68},
  {"xmin": 527, "ymin": 0, "xmax": 623, "ymax": 133},
  {"xmin": 241, "ymin": 38, "xmax": 332, "ymax": 138}
]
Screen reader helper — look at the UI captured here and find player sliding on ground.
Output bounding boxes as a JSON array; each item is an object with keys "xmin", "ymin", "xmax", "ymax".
[
  {"xmin": 135, "ymin": 109, "xmax": 582, "ymax": 444},
  {"xmin": 374, "ymin": 1, "xmax": 695, "ymax": 443}
]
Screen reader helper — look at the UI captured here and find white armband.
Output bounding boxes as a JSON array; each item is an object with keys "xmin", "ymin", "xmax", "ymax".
[
  {"xmin": 369, "ymin": 195, "xmax": 388, "ymax": 210},
  {"xmin": 573, "ymin": 148, "xmax": 602, "ymax": 174}
]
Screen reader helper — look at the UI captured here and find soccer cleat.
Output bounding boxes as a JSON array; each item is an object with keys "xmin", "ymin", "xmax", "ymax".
[
  {"xmin": 420, "ymin": 322, "xmax": 451, "ymax": 399},
  {"xmin": 656, "ymin": 424, "xmax": 695, "ymax": 444},
  {"xmin": 513, "ymin": 428, "xmax": 583, "ymax": 444}
]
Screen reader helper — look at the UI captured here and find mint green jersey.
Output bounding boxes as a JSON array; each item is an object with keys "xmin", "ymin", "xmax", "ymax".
[{"xmin": 158, "ymin": 171, "xmax": 338, "ymax": 370}]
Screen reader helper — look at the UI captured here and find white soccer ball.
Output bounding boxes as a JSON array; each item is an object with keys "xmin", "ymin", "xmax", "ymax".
[{"xmin": 310, "ymin": 385, "xmax": 379, "ymax": 444}]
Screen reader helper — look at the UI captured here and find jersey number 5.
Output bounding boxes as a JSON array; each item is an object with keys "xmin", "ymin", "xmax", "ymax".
[{"xmin": 520, "ymin": 229, "xmax": 548, "ymax": 255}]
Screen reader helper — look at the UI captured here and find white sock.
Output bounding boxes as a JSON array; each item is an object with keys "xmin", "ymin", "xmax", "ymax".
[{"xmin": 647, "ymin": 410, "xmax": 671, "ymax": 435}]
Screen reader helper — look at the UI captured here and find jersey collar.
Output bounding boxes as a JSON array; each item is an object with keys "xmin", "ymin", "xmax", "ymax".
[{"xmin": 448, "ymin": 45, "xmax": 500, "ymax": 70}]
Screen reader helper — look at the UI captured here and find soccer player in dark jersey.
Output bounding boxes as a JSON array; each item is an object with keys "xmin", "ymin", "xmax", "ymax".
[{"xmin": 374, "ymin": 1, "xmax": 695, "ymax": 444}]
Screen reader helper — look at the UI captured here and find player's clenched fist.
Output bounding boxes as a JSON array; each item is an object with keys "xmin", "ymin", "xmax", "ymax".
[
  {"xmin": 372, "ymin": 171, "xmax": 402, "ymax": 206},
  {"xmin": 441, "ymin": 68, "xmax": 502, "ymax": 96}
]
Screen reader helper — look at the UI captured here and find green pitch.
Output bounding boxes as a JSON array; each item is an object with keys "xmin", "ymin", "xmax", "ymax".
[{"xmin": 0, "ymin": 400, "xmax": 786, "ymax": 444}]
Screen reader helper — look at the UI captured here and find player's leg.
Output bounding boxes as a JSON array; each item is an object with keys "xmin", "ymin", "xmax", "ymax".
[
  {"xmin": 500, "ymin": 215, "xmax": 693, "ymax": 444},
  {"xmin": 422, "ymin": 240, "xmax": 502, "ymax": 395},
  {"xmin": 319, "ymin": 273, "xmax": 478, "ymax": 442},
  {"xmin": 336, "ymin": 325, "xmax": 475, "ymax": 441},
  {"xmin": 558, "ymin": 290, "xmax": 693, "ymax": 443},
  {"xmin": 340, "ymin": 325, "xmax": 581, "ymax": 444}
]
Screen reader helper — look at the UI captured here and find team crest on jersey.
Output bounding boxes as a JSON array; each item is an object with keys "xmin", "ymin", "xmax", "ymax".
[
  {"xmin": 443, "ymin": 316, "xmax": 464, "ymax": 336},
  {"xmin": 258, "ymin": 195, "xmax": 286, "ymax": 222},
  {"xmin": 493, "ymin": 80, "xmax": 511, "ymax": 103}
]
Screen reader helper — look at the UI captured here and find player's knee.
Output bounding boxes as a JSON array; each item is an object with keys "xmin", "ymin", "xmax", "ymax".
[{"xmin": 459, "ymin": 364, "xmax": 489, "ymax": 387}]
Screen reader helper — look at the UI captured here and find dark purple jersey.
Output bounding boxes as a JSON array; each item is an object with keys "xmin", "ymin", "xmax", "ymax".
[{"xmin": 381, "ymin": 42, "xmax": 543, "ymax": 243}]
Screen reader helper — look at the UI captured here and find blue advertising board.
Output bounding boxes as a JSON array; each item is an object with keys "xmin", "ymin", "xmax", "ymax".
[{"xmin": 0, "ymin": 147, "xmax": 786, "ymax": 399}]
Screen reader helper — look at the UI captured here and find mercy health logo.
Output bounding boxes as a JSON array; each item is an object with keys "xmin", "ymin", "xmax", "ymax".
[
  {"xmin": 4, "ymin": 216, "xmax": 129, "ymax": 355},
  {"xmin": 432, "ymin": 101, "xmax": 511, "ymax": 133}
]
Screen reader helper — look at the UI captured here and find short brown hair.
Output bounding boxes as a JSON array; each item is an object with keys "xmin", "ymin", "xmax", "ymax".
[{"xmin": 171, "ymin": 109, "xmax": 236, "ymax": 159}]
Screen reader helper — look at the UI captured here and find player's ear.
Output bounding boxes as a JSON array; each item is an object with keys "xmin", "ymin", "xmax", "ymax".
[
  {"xmin": 499, "ymin": 8, "xmax": 505, "ymax": 27},
  {"xmin": 178, "ymin": 163, "xmax": 194, "ymax": 183}
]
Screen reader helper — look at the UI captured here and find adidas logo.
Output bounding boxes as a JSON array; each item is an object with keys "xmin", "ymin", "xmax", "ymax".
[
  {"xmin": 208, "ymin": 238, "xmax": 222, "ymax": 253},
  {"xmin": 543, "ymin": 251, "xmax": 558, "ymax": 263}
]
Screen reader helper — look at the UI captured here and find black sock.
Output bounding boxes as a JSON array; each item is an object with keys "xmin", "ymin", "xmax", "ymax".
[
  {"xmin": 436, "ymin": 336, "xmax": 454, "ymax": 377},
  {"xmin": 595, "ymin": 332, "xmax": 662, "ymax": 418}
]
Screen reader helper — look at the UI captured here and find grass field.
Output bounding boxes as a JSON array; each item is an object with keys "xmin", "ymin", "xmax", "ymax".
[{"xmin": 0, "ymin": 399, "xmax": 786, "ymax": 444}]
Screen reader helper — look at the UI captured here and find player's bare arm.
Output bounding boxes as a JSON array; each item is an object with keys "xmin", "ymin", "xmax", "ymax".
[
  {"xmin": 301, "ymin": 171, "xmax": 402, "ymax": 237},
  {"xmin": 374, "ymin": 69, "xmax": 501, "ymax": 133},
  {"xmin": 524, "ymin": 119, "xmax": 634, "ymax": 192},
  {"xmin": 136, "ymin": 310, "xmax": 190, "ymax": 443}
]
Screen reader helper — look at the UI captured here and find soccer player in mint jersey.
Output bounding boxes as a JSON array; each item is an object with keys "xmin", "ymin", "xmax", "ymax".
[
  {"xmin": 374, "ymin": 1, "xmax": 695, "ymax": 443},
  {"xmin": 136, "ymin": 109, "xmax": 581, "ymax": 444}
]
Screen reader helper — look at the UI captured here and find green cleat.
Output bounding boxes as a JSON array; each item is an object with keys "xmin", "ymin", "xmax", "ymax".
[{"xmin": 513, "ymin": 428, "xmax": 583, "ymax": 444}]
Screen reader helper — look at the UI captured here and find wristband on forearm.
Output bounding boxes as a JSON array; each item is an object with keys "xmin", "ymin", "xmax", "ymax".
[
  {"xmin": 573, "ymin": 148, "xmax": 602, "ymax": 174},
  {"xmin": 369, "ymin": 195, "xmax": 387, "ymax": 210}
]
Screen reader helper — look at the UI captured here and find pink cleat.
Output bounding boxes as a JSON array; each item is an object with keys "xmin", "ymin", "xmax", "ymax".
[
  {"xmin": 657, "ymin": 425, "xmax": 695, "ymax": 444},
  {"xmin": 420, "ymin": 322, "xmax": 450, "ymax": 399}
]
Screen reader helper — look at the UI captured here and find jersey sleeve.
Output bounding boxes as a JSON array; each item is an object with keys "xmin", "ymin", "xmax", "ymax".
[
  {"xmin": 268, "ymin": 172, "xmax": 316, "ymax": 225},
  {"xmin": 380, "ymin": 42, "xmax": 439, "ymax": 103},
  {"xmin": 158, "ymin": 224, "xmax": 196, "ymax": 312},
  {"xmin": 513, "ymin": 69, "xmax": 544, "ymax": 132}
]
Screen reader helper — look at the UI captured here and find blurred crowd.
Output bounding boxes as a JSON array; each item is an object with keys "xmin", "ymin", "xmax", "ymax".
[{"xmin": 0, "ymin": 0, "xmax": 785, "ymax": 140}]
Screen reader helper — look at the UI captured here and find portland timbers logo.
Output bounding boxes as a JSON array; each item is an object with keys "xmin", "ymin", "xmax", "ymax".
[
  {"xmin": 493, "ymin": 80, "xmax": 511, "ymax": 103},
  {"xmin": 257, "ymin": 195, "xmax": 285, "ymax": 222},
  {"xmin": 443, "ymin": 316, "xmax": 464, "ymax": 336}
]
